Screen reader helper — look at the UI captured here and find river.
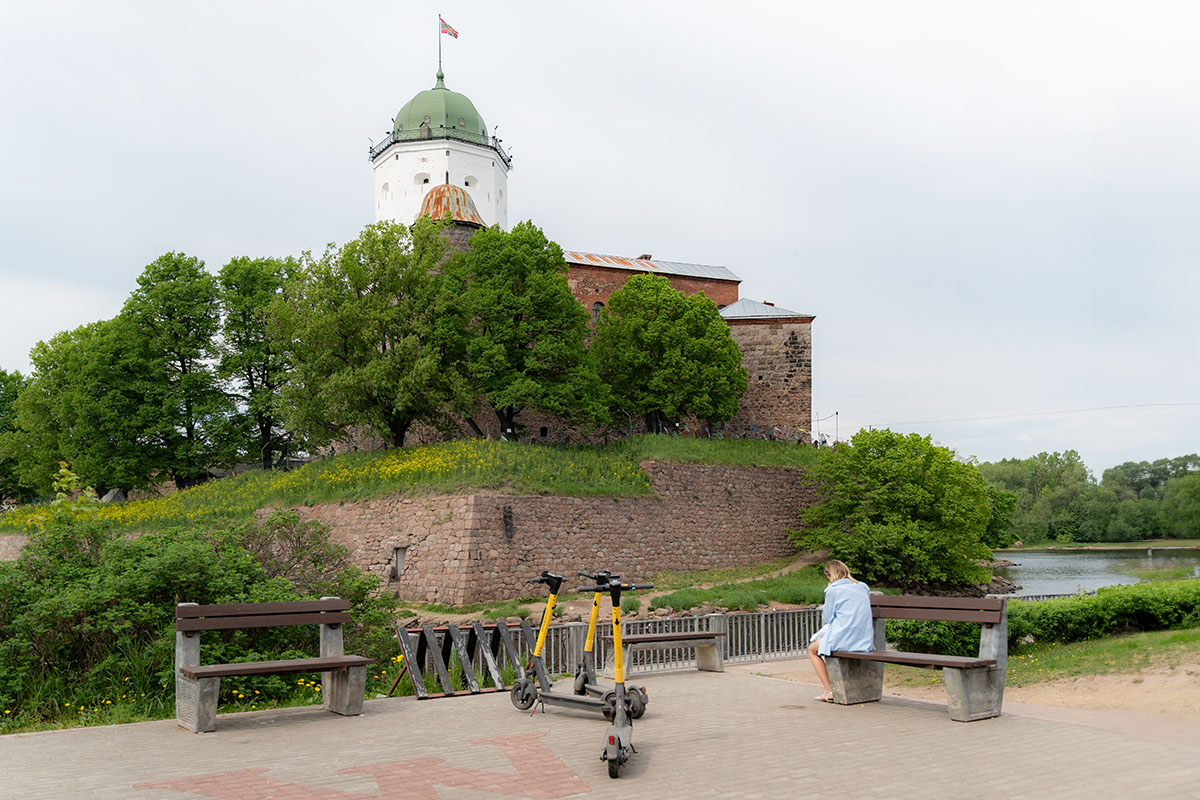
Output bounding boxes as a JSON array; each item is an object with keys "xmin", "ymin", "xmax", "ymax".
[{"xmin": 994, "ymin": 547, "xmax": 1200, "ymax": 597}]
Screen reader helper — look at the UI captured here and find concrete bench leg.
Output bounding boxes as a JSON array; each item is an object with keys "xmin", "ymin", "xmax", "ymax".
[
  {"xmin": 944, "ymin": 666, "xmax": 1005, "ymax": 722},
  {"xmin": 323, "ymin": 665, "xmax": 367, "ymax": 716},
  {"xmin": 695, "ymin": 642, "xmax": 724, "ymax": 672},
  {"xmin": 826, "ymin": 658, "xmax": 884, "ymax": 705},
  {"xmin": 175, "ymin": 674, "xmax": 219, "ymax": 732}
]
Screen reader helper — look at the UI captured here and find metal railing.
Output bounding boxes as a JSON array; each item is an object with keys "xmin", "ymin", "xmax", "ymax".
[{"xmin": 369, "ymin": 128, "xmax": 513, "ymax": 167}]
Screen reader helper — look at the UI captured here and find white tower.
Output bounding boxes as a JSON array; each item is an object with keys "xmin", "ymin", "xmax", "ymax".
[{"xmin": 369, "ymin": 69, "xmax": 511, "ymax": 229}]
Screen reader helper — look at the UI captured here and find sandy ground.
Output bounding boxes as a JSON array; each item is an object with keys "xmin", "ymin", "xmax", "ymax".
[{"xmin": 765, "ymin": 658, "xmax": 1200, "ymax": 718}]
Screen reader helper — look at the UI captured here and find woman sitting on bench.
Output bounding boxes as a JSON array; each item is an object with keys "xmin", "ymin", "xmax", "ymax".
[{"xmin": 808, "ymin": 560, "xmax": 874, "ymax": 703}]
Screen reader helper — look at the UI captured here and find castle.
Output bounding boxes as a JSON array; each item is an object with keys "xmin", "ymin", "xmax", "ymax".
[{"xmin": 367, "ymin": 69, "xmax": 814, "ymax": 442}]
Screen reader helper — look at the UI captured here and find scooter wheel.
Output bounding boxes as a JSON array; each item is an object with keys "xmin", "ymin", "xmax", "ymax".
[
  {"xmin": 608, "ymin": 757, "xmax": 620, "ymax": 779},
  {"xmin": 510, "ymin": 680, "xmax": 535, "ymax": 711},
  {"xmin": 629, "ymin": 690, "xmax": 646, "ymax": 720},
  {"xmin": 601, "ymin": 691, "xmax": 617, "ymax": 722}
]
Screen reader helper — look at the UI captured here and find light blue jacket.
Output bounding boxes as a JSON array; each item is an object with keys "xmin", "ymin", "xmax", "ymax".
[{"xmin": 818, "ymin": 578, "xmax": 875, "ymax": 656}]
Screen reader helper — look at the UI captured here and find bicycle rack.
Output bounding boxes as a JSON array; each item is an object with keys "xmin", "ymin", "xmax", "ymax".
[{"xmin": 389, "ymin": 620, "xmax": 529, "ymax": 699}]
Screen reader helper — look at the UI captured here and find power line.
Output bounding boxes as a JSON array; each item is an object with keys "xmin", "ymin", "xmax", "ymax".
[{"xmin": 882, "ymin": 402, "xmax": 1200, "ymax": 428}]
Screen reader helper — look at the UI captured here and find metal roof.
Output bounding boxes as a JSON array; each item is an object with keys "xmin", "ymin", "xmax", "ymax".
[
  {"xmin": 418, "ymin": 184, "xmax": 485, "ymax": 227},
  {"xmin": 719, "ymin": 298, "xmax": 811, "ymax": 320},
  {"xmin": 563, "ymin": 251, "xmax": 740, "ymax": 282}
]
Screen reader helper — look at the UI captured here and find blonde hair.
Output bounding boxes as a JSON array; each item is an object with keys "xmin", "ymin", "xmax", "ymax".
[{"xmin": 823, "ymin": 560, "xmax": 855, "ymax": 582}]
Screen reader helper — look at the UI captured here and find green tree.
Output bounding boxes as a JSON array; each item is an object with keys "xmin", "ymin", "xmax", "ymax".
[
  {"xmin": 1, "ymin": 319, "xmax": 166, "ymax": 497},
  {"xmin": 790, "ymin": 429, "xmax": 993, "ymax": 586},
  {"xmin": 122, "ymin": 252, "xmax": 235, "ymax": 487},
  {"xmin": 982, "ymin": 485, "xmax": 1018, "ymax": 549},
  {"xmin": 0, "ymin": 369, "xmax": 30, "ymax": 502},
  {"xmin": 218, "ymin": 256, "xmax": 297, "ymax": 469},
  {"xmin": 447, "ymin": 221, "xmax": 607, "ymax": 436},
  {"xmin": 271, "ymin": 220, "xmax": 467, "ymax": 448},
  {"xmin": 1159, "ymin": 472, "xmax": 1200, "ymax": 538},
  {"xmin": 591, "ymin": 273, "xmax": 746, "ymax": 432}
]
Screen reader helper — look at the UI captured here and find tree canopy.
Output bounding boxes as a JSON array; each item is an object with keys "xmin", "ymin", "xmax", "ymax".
[
  {"xmin": 790, "ymin": 428, "xmax": 995, "ymax": 586},
  {"xmin": 590, "ymin": 273, "xmax": 746, "ymax": 432},
  {"xmin": 218, "ymin": 256, "xmax": 297, "ymax": 469},
  {"xmin": 0, "ymin": 368, "xmax": 30, "ymax": 501},
  {"xmin": 271, "ymin": 219, "xmax": 468, "ymax": 448},
  {"xmin": 447, "ymin": 221, "xmax": 608, "ymax": 436}
]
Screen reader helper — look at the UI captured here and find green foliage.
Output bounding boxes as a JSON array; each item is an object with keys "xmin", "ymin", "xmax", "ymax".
[
  {"xmin": 447, "ymin": 221, "xmax": 608, "ymax": 435},
  {"xmin": 885, "ymin": 580, "xmax": 1200, "ymax": 657},
  {"xmin": 980, "ymin": 451, "xmax": 1199, "ymax": 544},
  {"xmin": 122, "ymin": 252, "xmax": 236, "ymax": 487},
  {"xmin": 0, "ymin": 507, "xmax": 396, "ymax": 730},
  {"xmin": 1, "ymin": 318, "xmax": 168, "ymax": 496},
  {"xmin": 982, "ymin": 485, "xmax": 1018, "ymax": 548},
  {"xmin": 0, "ymin": 368, "xmax": 31, "ymax": 502},
  {"xmin": 591, "ymin": 274, "xmax": 746, "ymax": 431},
  {"xmin": 218, "ymin": 256, "xmax": 298, "ymax": 470},
  {"xmin": 1160, "ymin": 472, "xmax": 1200, "ymax": 539},
  {"xmin": 790, "ymin": 429, "xmax": 992, "ymax": 586},
  {"xmin": 649, "ymin": 566, "xmax": 827, "ymax": 612},
  {"xmin": 272, "ymin": 220, "xmax": 468, "ymax": 448}
]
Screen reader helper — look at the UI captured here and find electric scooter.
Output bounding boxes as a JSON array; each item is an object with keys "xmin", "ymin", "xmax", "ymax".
[
  {"xmin": 510, "ymin": 571, "xmax": 622, "ymax": 718},
  {"xmin": 578, "ymin": 575, "xmax": 654, "ymax": 779},
  {"xmin": 573, "ymin": 570, "xmax": 648, "ymax": 719}
]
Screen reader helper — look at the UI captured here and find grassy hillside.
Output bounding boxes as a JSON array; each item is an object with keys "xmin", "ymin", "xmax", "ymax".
[{"xmin": 0, "ymin": 435, "xmax": 818, "ymax": 533}]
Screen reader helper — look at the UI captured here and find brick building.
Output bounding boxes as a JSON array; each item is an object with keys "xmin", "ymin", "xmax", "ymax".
[{"xmin": 368, "ymin": 70, "xmax": 814, "ymax": 443}]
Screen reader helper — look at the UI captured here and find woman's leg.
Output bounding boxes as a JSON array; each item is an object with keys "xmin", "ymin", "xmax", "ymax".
[{"xmin": 808, "ymin": 640, "xmax": 832, "ymax": 700}]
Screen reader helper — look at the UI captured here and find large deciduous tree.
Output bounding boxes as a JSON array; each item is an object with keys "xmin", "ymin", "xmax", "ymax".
[
  {"xmin": 790, "ymin": 428, "xmax": 994, "ymax": 586},
  {"xmin": 218, "ymin": 256, "xmax": 297, "ymax": 469},
  {"xmin": 590, "ymin": 273, "xmax": 746, "ymax": 432},
  {"xmin": 0, "ymin": 368, "xmax": 31, "ymax": 501},
  {"xmin": 1160, "ymin": 472, "xmax": 1200, "ymax": 539},
  {"xmin": 0, "ymin": 319, "xmax": 166, "ymax": 496},
  {"xmin": 122, "ymin": 252, "xmax": 235, "ymax": 487},
  {"xmin": 447, "ymin": 221, "xmax": 608, "ymax": 436},
  {"xmin": 271, "ymin": 220, "xmax": 468, "ymax": 448}
]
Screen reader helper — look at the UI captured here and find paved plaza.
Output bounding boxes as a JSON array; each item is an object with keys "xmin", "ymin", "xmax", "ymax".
[{"xmin": 3, "ymin": 659, "xmax": 1198, "ymax": 799}]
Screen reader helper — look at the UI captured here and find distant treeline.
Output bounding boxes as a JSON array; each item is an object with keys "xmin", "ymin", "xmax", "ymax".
[{"xmin": 978, "ymin": 452, "xmax": 1200, "ymax": 544}]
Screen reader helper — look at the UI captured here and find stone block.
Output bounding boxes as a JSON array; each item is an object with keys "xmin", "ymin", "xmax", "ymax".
[
  {"xmin": 944, "ymin": 666, "xmax": 1005, "ymax": 722},
  {"xmin": 826, "ymin": 658, "xmax": 884, "ymax": 705}
]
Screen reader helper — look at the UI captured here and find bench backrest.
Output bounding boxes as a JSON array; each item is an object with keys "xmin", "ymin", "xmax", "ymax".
[
  {"xmin": 869, "ymin": 595, "xmax": 1004, "ymax": 625},
  {"xmin": 176, "ymin": 599, "xmax": 351, "ymax": 633}
]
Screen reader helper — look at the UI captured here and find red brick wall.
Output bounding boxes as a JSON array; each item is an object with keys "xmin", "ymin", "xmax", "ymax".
[{"xmin": 566, "ymin": 263, "xmax": 740, "ymax": 315}]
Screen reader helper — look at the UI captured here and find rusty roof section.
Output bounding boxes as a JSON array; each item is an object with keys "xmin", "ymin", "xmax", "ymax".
[
  {"xmin": 417, "ymin": 184, "xmax": 486, "ymax": 227},
  {"xmin": 563, "ymin": 251, "xmax": 740, "ymax": 282}
]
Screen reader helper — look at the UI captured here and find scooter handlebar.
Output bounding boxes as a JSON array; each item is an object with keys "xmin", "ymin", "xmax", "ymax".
[
  {"xmin": 529, "ymin": 570, "xmax": 564, "ymax": 585},
  {"xmin": 576, "ymin": 581, "xmax": 654, "ymax": 593}
]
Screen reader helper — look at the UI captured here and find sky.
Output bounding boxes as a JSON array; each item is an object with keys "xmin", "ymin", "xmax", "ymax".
[{"xmin": 2, "ymin": 1, "xmax": 1198, "ymax": 475}]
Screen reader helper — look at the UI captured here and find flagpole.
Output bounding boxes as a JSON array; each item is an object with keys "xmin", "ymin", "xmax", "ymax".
[{"xmin": 438, "ymin": 13, "xmax": 442, "ymax": 72}]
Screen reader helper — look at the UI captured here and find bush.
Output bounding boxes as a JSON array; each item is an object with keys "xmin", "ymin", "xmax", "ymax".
[
  {"xmin": 790, "ymin": 429, "xmax": 994, "ymax": 586},
  {"xmin": 0, "ymin": 506, "xmax": 397, "ymax": 728},
  {"xmin": 885, "ymin": 580, "xmax": 1200, "ymax": 655}
]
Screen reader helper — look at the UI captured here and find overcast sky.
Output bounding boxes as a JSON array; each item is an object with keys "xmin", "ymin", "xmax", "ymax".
[{"xmin": 2, "ymin": 1, "xmax": 1197, "ymax": 474}]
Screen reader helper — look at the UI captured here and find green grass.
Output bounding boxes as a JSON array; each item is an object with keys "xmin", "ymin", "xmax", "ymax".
[
  {"xmin": 885, "ymin": 624, "xmax": 1200, "ymax": 689},
  {"xmin": 649, "ymin": 565, "xmax": 828, "ymax": 612},
  {"xmin": 0, "ymin": 435, "xmax": 817, "ymax": 534},
  {"xmin": 651, "ymin": 556, "xmax": 800, "ymax": 591}
]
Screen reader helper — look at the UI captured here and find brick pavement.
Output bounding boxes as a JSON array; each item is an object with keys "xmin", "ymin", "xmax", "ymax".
[{"xmin": 2, "ymin": 661, "xmax": 1198, "ymax": 799}]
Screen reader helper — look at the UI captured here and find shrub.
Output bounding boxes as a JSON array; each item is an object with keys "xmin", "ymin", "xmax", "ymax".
[{"xmin": 885, "ymin": 580, "xmax": 1200, "ymax": 655}]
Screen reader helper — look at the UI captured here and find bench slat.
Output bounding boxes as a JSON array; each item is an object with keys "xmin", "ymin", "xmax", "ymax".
[
  {"xmin": 830, "ymin": 649, "xmax": 996, "ymax": 670},
  {"xmin": 178, "ymin": 611, "xmax": 352, "ymax": 632},
  {"xmin": 176, "ymin": 599, "xmax": 350, "ymax": 619},
  {"xmin": 179, "ymin": 655, "xmax": 374, "ymax": 679},
  {"xmin": 870, "ymin": 595, "xmax": 1004, "ymax": 611},
  {"xmin": 601, "ymin": 632, "xmax": 725, "ymax": 644},
  {"xmin": 871, "ymin": 607, "xmax": 1003, "ymax": 624}
]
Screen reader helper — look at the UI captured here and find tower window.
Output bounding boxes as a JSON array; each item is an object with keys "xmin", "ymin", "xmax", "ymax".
[
  {"xmin": 459, "ymin": 117, "xmax": 466, "ymax": 126},
  {"xmin": 391, "ymin": 547, "xmax": 407, "ymax": 580},
  {"xmin": 423, "ymin": 115, "xmax": 430, "ymax": 123},
  {"xmin": 539, "ymin": 427, "xmax": 548, "ymax": 438},
  {"xmin": 592, "ymin": 302, "xmax": 604, "ymax": 326}
]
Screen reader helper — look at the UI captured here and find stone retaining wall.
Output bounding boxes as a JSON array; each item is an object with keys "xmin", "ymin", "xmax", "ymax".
[
  {"xmin": 280, "ymin": 462, "xmax": 816, "ymax": 605},
  {"xmin": 0, "ymin": 534, "xmax": 26, "ymax": 561}
]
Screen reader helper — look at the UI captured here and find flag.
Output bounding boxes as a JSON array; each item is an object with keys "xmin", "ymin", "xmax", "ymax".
[{"xmin": 440, "ymin": 17, "xmax": 458, "ymax": 38}]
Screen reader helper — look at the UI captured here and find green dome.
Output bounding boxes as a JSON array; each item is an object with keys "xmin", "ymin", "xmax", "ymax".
[{"xmin": 393, "ymin": 70, "xmax": 487, "ymax": 142}]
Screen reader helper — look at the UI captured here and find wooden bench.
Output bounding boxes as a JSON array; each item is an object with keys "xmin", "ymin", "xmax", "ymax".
[
  {"xmin": 602, "ymin": 631, "xmax": 726, "ymax": 675},
  {"xmin": 174, "ymin": 597, "xmax": 375, "ymax": 732},
  {"xmin": 826, "ymin": 594, "xmax": 1008, "ymax": 722}
]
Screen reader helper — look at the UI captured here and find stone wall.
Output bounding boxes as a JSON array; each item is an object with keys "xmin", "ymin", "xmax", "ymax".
[
  {"xmin": 727, "ymin": 318, "xmax": 813, "ymax": 438},
  {"xmin": 282, "ymin": 462, "xmax": 815, "ymax": 604},
  {"xmin": 0, "ymin": 534, "xmax": 26, "ymax": 562},
  {"xmin": 566, "ymin": 263, "xmax": 740, "ymax": 315}
]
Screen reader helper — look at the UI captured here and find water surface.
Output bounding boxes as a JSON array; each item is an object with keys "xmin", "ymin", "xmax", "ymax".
[{"xmin": 995, "ymin": 547, "xmax": 1200, "ymax": 597}]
